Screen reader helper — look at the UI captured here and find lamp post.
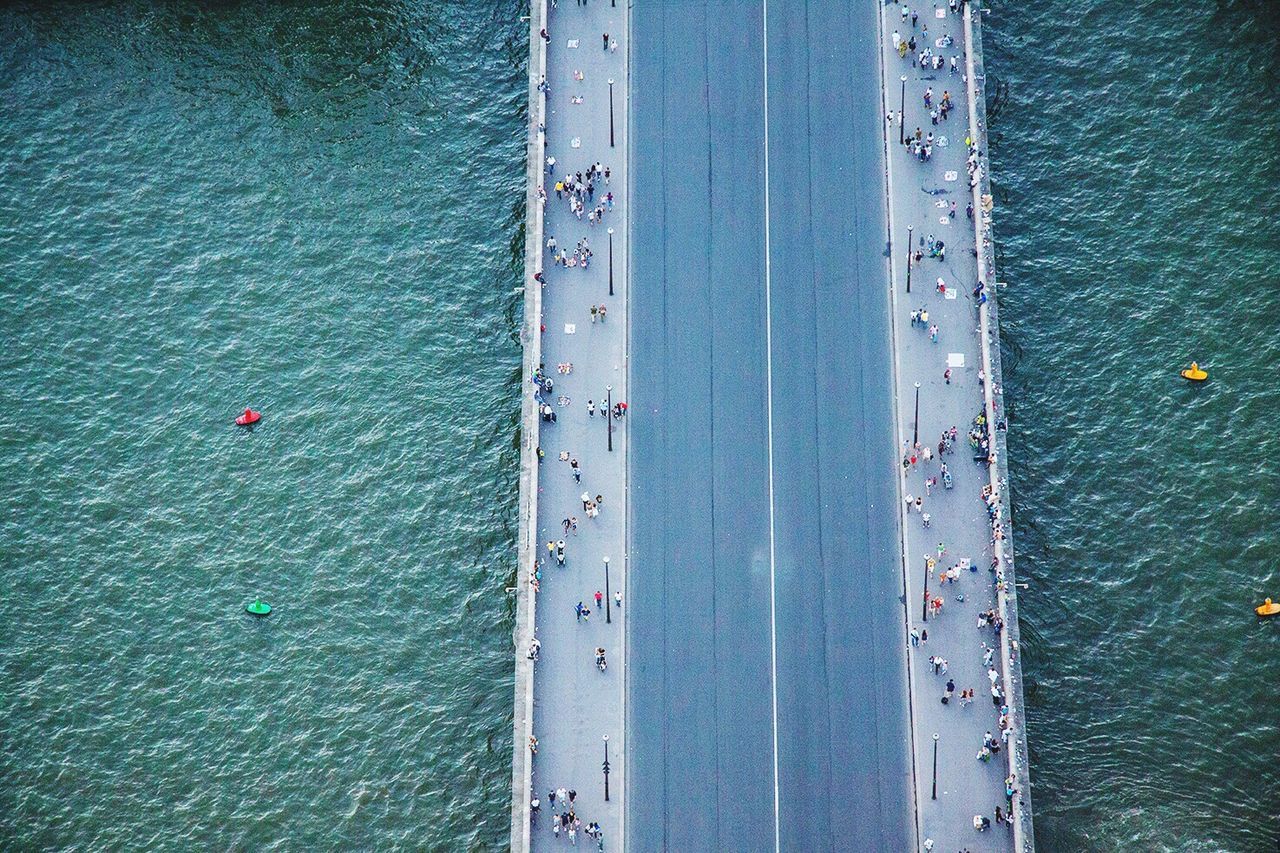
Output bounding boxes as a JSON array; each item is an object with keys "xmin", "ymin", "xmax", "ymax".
[
  {"xmin": 607, "ymin": 227, "xmax": 615, "ymax": 296},
  {"xmin": 602, "ymin": 735, "xmax": 611, "ymax": 802},
  {"xmin": 603, "ymin": 556, "xmax": 612, "ymax": 624},
  {"xmin": 606, "ymin": 385, "xmax": 613, "ymax": 452},
  {"xmin": 906, "ymin": 225, "xmax": 913, "ymax": 293},
  {"xmin": 923, "ymin": 555, "xmax": 930, "ymax": 622},
  {"xmin": 608, "ymin": 79, "xmax": 615, "ymax": 148},
  {"xmin": 931, "ymin": 733, "xmax": 939, "ymax": 800},
  {"xmin": 913, "ymin": 382, "xmax": 921, "ymax": 447},
  {"xmin": 899, "ymin": 75, "xmax": 907, "ymax": 146}
]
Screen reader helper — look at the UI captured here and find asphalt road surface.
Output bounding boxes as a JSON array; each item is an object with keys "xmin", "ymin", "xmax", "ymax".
[{"xmin": 627, "ymin": 1, "xmax": 914, "ymax": 850}]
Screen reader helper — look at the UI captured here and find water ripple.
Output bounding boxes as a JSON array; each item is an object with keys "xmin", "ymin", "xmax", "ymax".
[
  {"xmin": 0, "ymin": 1, "xmax": 525, "ymax": 849},
  {"xmin": 988, "ymin": 1, "xmax": 1280, "ymax": 850}
]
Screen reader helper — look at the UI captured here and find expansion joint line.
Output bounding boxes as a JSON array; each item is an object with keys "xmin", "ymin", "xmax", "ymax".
[{"xmin": 761, "ymin": 0, "xmax": 782, "ymax": 851}]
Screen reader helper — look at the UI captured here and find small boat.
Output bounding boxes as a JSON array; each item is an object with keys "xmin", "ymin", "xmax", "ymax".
[
  {"xmin": 245, "ymin": 599, "xmax": 272, "ymax": 616},
  {"xmin": 236, "ymin": 408, "xmax": 262, "ymax": 426},
  {"xmin": 1180, "ymin": 362, "xmax": 1207, "ymax": 382},
  {"xmin": 1256, "ymin": 598, "xmax": 1280, "ymax": 618}
]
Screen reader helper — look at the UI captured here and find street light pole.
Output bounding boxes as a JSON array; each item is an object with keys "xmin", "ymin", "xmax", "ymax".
[
  {"xmin": 606, "ymin": 385, "xmax": 613, "ymax": 452},
  {"xmin": 913, "ymin": 382, "xmax": 921, "ymax": 447},
  {"xmin": 931, "ymin": 733, "xmax": 939, "ymax": 800},
  {"xmin": 602, "ymin": 735, "xmax": 611, "ymax": 802},
  {"xmin": 906, "ymin": 225, "xmax": 913, "ymax": 293},
  {"xmin": 899, "ymin": 75, "xmax": 907, "ymax": 146},
  {"xmin": 608, "ymin": 79, "xmax": 615, "ymax": 148},
  {"xmin": 607, "ymin": 227, "xmax": 615, "ymax": 296},
  {"xmin": 923, "ymin": 555, "xmax": 930, "ymax": 622},
  {"xmin": 603, "ymin": 556, "xmax": 611, "ymax": 624}
]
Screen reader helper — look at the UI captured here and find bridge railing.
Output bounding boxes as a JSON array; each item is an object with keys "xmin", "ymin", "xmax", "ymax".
[
  {"xmin": 510, "ymin": 1, "xmax": 549, "ymax": 851},
  {"xmin": 962, "ymin": 4, "xmax": 1035, "ymax": 850}
]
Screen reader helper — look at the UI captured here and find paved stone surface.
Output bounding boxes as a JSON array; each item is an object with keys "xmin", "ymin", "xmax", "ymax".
[
  {"xmin": 626, "ymin": 1, "xmax": 913, "ymax": 850},
  {"xmin": 879, "ymin": 2, "xmax": 1018, "ymax": 849},
  {"xmin": 528, "ymin": 1, "xmax": 629, "ymax": 850}
]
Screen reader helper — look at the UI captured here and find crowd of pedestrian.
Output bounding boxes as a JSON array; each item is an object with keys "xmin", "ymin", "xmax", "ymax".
[
  {"xmin": 525, "ymin": 1, "xmax": 626, "ymax": 849},
  {"xmin": 550, "ymin": 161, "xmax": 615, "ymax": 229},
  {"xmin": 889, "ymin": 2, "xmax": 1025, "ymax": 845}
]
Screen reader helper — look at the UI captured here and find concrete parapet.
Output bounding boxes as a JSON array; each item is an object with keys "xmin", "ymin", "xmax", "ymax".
[
  {"xmin": 510, "ymin": 2, "xmax": 549, "ymax": 851},
  {"xmin": 962, "ymin": 4, "xmax": 1035, "ymax": 849}
]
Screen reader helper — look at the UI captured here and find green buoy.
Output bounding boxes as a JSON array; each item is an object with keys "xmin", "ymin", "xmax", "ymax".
[{"xmin": 245, "ymin": 599, "xmax": 272, "ymax": 616}]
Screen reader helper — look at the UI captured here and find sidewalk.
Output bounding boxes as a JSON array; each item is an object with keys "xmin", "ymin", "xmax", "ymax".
[
  {"xmin": 879, "ymin": 3, "xmax": 1023, "ymax": 850},
  {"xmin": 526, "ymin": 1, "xmax": 629, "ymax": 850}
]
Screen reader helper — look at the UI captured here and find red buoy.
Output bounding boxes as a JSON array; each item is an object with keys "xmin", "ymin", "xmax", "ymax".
[{"xmin": 235, "ymin": 408, "xmax": 261, "ymax": 426}]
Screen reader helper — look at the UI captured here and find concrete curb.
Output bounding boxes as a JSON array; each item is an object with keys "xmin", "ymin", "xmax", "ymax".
[
  {"xmin": 962, "ymin": 4, "xmax": 1035, "ymax": 849},
  {"xmin": 510, "ymin": 2, "xmax": 549, "ymax": 850}
]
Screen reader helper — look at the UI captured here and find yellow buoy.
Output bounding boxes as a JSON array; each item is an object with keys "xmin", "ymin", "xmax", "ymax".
[
  {"xmin": 1256, "ymin": 598, "xmax": 1280, "ymax": 618},
  {"xmin": 1180, "ymin": 361, "xmax": 1207, "ymax": 382}
]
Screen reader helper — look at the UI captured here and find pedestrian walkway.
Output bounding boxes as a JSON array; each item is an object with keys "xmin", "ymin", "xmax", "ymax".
[
  {"xmin": 524, "ymin": 1, "xmax": 629, "ymax": 850},
  {"xmin": 880, "ymin": 2, "xmax": 1031, "ymax": 851}
]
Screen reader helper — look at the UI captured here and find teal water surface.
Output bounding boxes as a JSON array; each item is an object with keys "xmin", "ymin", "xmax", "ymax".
[
  {"xmin": 988, "ymin": 1, "xmax": 1279, "ymax": 850},
  {"xmin": 0, "ymin": 2, "xmax": 525, "ymax": 849},
  {"xmin": 5, "ymin": 1, "xmax": 1279, "ymax": 851}
]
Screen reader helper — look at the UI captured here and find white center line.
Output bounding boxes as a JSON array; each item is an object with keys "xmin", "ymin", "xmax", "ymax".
[{"xmin": 761, "ymin": 0, "xmax": 781, "ymax": 851}]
